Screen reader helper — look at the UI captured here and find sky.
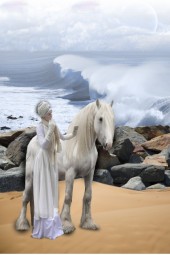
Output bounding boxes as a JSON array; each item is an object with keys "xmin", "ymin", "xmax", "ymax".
[{"xmin": 0, "ymin": 0, "xmax": 170, "ymax": 51}]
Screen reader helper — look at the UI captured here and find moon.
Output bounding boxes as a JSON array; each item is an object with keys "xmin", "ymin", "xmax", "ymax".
[{"xmin": 121, "ymin": 1, "xmax": 158, "ymax": 32}]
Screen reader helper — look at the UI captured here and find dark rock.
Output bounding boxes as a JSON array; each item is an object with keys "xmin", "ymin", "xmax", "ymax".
[
  {"xmin": 122, "ymin": 176, "xmax": 146, "ymax": 191},
  {"xmin": 111, "ymin": 126, "xmax": 147, "ymax": 163},
  {"xmin": 140, "ymin": 165, "xmax": 165, "ymax": 183},
  {"xmin": 0, "ymin": 126, "xmax": 11, "ymax": 130},
  {"xmin": 135, "ymin": 125, "xmax": 170, "ymax": 141},
  {"xmin": 0, "ymin": 162, "xmax": 25, "ymax": 192},
  {"xmin": 112, "ymin": 139, "xmax": 134, "ymax": 163},
  {"xmin": 7, "ymin": 115, "xmax": 17, "ymax": 120},
  {"xmin": 164, "ymin": 170, "xmax": 170, "ymax": 186},
  {"xmin": 93, "ymin": 169, "xmax": 113, "ymax": 185},
  {"xmin": 115, "ymin": 126, "xmax": 147, "ymax": 146},
  {"xmin": 129, "ymin": 154, "xmax": 144, "ymax": 163},
  {"xmin": 0, "ymin": 156, "xmax": 15, "ymax": 170},
  {"xmin": 6, "ymin": 128, "xmax": 36, "ymax": 166},
  {"xmin": 111, "ymin": 163, "xmax": 144, "ymax": 184},
  {"xmin": 147, "ymin": 183, "xmax": 166, "ymax": 189},
  {"xmin": 110, "ymin": 163, "xmax": 165, "ymax": 185},
  {"xmin": 0, "ymin": 130, "xmax": 24, "ymax": 147},
  {"xmin": 30, "ymin": 117, "xmax": 38, "ymax": 121},
  {"xmin": 96, "ymin": 146, "xmax": 120, "ymax": 169}
]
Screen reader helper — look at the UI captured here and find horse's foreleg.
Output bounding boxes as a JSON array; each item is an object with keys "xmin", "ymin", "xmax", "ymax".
[
  {"xmin": 61, "ymin": 167, "xmax": 76, "ymax": 234},
  {"xmin": 15, "ymin": 169, "xmax": 33, "ymax": 231},
  {"xmin": 80, "ymin": 168, "xmax": 99, "ymax": 230}
]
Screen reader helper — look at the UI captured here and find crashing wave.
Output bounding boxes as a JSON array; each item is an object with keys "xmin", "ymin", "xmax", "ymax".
[{"xmin": 54, "ymin": 53, "xmax": 170, "ymax": 127}]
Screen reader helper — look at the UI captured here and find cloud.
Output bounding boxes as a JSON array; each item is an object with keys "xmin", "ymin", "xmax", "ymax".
[
  {"xmin": 0, "ymin": 0, "xmax": 28, "ymax": 11},
  {"xmin": 72, "ymin": 0, "xmax": 99, "ymax": 12},
  {"xmin": 0, "ymin": 0, "xmax": 170, "ymax": 52}
]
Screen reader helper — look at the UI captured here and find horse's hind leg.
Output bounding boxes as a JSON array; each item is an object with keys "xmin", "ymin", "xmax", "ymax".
[
  {"xmin": 15, "ymin": 190, "xmax": 30, "ymax": 230},
  {"xmin": 15, "ymin": 168, "xmax": 33, "ymax": 231},
  {"xmin": 80, "ymin": 168, "xmax": 99, "ymax": 230},
  {"xmin": 30, "ymin": 187, "xmax": 34, "ymax": 227},
  {"xmin": 61, "ymin": 167, "xmax": 76, "ymax": 234}
]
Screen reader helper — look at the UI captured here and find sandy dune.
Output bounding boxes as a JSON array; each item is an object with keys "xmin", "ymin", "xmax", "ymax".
[{"xmin": 0, "ymin": 179, "xmax": 170, "ymax": 253}]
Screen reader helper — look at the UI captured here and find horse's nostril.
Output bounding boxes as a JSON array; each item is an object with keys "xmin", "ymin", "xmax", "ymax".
[{"xmin": 105, "ymin": 142, "xmax": 112, "ymax": 150}]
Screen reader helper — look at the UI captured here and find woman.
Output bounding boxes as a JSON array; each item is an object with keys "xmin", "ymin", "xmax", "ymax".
[{"xmin": 32, "ymin": 100, "xmax": 78, "ymax": 239}]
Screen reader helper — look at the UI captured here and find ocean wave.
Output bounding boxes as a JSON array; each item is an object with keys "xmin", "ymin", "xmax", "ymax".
[
  {"xmin": 54, "ymin": 54, "xmax": 170, "ymax": 126},
  {"xmin": 0, "ymin": 76, "xmax": 10, "ymax": 84},
  {"xmin": 0, "ymin": 52, "xmax": 60, "ymax": 88},
  {"xmin": 1, "ymin": 52, "xmax": 169, "ymax": 128}
]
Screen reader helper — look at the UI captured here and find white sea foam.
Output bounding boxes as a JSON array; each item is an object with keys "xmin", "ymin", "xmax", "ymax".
[
  {"xmin": 0, "ymin": 86, "xmax": 79, "ymax": 133},
  {"xmin": 0, "ymin": 76, "xmax": 10, "ymax": 82},
  {"xmin": 0, "ymin": 52, "xmax": 170, "ymax": 133},
  {"xmin": 54, "ymin": 54, "xmax": 170, "ymax": 126}
]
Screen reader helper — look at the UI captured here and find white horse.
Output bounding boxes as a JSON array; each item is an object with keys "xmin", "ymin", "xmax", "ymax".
[
  {"xmin": 59, "ymin": 99, "xmax": 115, "ymax": 233},
  {"xmin": 15, "ymin": 99, "xmax": 115, "ymax": 233}
]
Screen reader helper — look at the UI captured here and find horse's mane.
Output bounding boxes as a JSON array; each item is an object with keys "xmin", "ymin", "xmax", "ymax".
[
  {"xmin": 64, "ymin": 101, "xmax": 98, "ymax": 160},
  {"xmin": 64, "ymin": 101, "xmax": 114, "ymax": 161}
]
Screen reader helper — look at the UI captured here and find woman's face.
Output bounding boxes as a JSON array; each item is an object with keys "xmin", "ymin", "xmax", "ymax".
[{"xmin": 43, "ymin": 111, "xmax": 52, "ymax": 122}]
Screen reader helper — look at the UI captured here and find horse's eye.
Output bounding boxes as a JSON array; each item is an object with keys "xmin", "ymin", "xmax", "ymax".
[{"xmin": 99, "ymin": 117, "xmax": 103, "ymax": 122}]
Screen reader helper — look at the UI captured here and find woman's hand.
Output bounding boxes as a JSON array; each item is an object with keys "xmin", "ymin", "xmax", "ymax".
[{"xmin": 73, "ymin": 126, "xmax": 79, "ymax": 136}]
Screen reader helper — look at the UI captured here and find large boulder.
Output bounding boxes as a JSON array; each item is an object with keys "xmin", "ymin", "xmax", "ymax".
[
  {"xmin": 140, "ymin": 165, "xmax": 165, "ymax": 183},
  {"xmin": 112, "ymin": 138, "xmax": 134, "ymax": 163},
  {"xmin": 96, "ymin": 146, "xmax": 120, "ymax": 169},
  {"xmin": 142, "ymin": 134, "xmax": 170, "ymax": 152},
  {"xmin": 163, "ymin": 146, "xmax": 170, "ymax": 167},
  {"xmin": 135, "ymin": 125, "xmax": 170, "ymax": 141},
  {"xmin": 6, "ymin": 128, "xmax": 36, "ymax": 166},
  {"xmin": 0, "ymin": 162, "xmax": 25, "ymax": 192},
  {"xmin": 93, "ymin": 169, "xmax": 113, "ymax": 185},
  {"xmin": 129, "ymin": 154, "xmax": 144, "ymax": 163},
  {"xmin": 0, "ymin": 145, "xmax": 7, "ymax": 157},
  {"xmin": 115, "ymin": 126, "xmax": 147, "ymax": 146},
  {"xmin": 110, "ymin": 126, "xmax": 147, "ymax": 163},
  {"xmin": 0, "ymin": 145, "xmax": 15, "ymax": 170},
  {"xmin": 0, "ymin": 156, "xmax": 15, "ymax": 170},
  {"xmin": 143, "ymin": 154, "xmax": 168, "ymax": 168},
  {"xmin": 0, "ymin": 130, "xmax": 24, "ymax": 147},
  {"xmin": 147, "ymin": 183, "xmax": 166, "ymax": 190},
  {"xmin": 164, "ymin": 170, "xmax": 170, "ymax": 186},
  {"xmin": 110, "ymin": 163, "xmax": 165, "ymax": 185},
  {"xmin": 122, "ymin": 176, "xmax": 146, "ymax": 191}
]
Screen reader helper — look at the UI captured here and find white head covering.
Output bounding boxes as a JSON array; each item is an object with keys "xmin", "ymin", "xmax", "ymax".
[{"xmin": 35, "ymin": 100, "xmax": 52, "ymax": 118}]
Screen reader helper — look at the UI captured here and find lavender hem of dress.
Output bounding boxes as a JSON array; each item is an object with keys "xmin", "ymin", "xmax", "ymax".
[{"xmin": 32, "ymin": 208, "xmax": 64, "ymax": 240}]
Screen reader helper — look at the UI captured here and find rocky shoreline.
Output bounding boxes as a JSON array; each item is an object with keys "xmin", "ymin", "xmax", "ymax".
[{"xmin": 0, "ymin": 125, "xmax": 170, "ymax": 192}]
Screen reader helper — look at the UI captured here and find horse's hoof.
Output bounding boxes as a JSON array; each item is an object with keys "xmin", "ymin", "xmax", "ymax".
[
  {"xmin": 15, "ymin": 217, "xmax": 30, "ymax": 231},
  {"xmin": 80, "ymin": 221, "xmax": 100, "ymax": 231},
  {"xmin": 62, "ymin": 222, "xmax": 76, "ymax": 234}
]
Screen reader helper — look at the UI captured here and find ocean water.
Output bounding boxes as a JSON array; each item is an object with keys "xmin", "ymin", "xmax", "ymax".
[{"xmin": 0, "ymin": 51, "xmax": 170, "ymax": 133}]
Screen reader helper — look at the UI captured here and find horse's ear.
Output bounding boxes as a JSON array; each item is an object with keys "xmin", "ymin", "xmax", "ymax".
[
  {"xmin": 110, "ymin": 100, "xmax": 114, "ymax": 107},
  {"xmin": 96, "ymin": 99, "xmax": 101, "ymax": 109}
]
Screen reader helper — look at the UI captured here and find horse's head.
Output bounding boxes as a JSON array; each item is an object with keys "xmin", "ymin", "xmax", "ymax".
[{"xmin": 94, "ymin": 99, "xmax": 115, "ymax": 151}]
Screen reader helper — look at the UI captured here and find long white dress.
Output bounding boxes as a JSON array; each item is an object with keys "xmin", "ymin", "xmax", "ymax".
[{"xmin": 31, "ymin": 119, "xmax": 71, "ymax": 240}]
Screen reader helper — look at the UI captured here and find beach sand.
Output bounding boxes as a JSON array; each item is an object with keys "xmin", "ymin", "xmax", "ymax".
[{"xmin": 0, "ymin": 179, "xmax": 170, "ymax": 253}]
